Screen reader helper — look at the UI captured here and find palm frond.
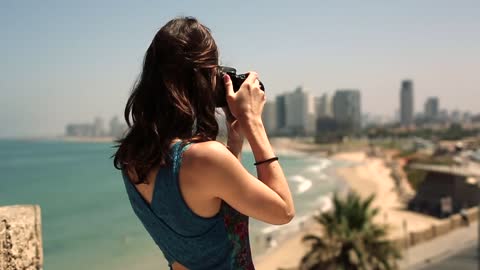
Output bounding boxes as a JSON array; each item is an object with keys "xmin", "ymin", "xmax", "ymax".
[{"xmin": 300, "ymin": 191, "xmax": 401, "ymax": 270}]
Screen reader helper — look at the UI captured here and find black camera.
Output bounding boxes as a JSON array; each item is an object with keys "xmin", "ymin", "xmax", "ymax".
[{"xmin": 215, "ymin": 66, "xmax": 265, "ymax": 107}]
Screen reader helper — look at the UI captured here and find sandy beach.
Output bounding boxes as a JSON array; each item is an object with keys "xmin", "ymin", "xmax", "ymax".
[
  {"xmin": 333, "ymin": 152, "xmax": 440, "ymax": 239},
  {"xmin": 254, "ymin": 150, "xmax": 442, "ymax": 270}
]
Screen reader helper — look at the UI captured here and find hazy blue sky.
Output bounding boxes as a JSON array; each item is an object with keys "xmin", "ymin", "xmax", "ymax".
[{"xmin": 1, "ymin": 0, "xmax": 479, "ymax": 138}]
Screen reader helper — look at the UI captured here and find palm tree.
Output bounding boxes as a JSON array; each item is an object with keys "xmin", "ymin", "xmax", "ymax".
[{"xmin": 300, "ymin": 192, "xmax": 401, "ymax": 270}]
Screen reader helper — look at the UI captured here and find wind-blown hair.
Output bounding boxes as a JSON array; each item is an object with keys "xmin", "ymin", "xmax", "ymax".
[{"xmin": 113, "ymin": 17, "xmax": 219, "ymax": 184}]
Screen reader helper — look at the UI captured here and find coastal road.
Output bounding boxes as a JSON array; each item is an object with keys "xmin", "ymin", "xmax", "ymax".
[
  {"xmin": 400, "ymin": 221, "xmax": 478, "ymax": 269},
  {"xmin": 416, "ymin": 244, "xmax": 478, "ymax": 270}
]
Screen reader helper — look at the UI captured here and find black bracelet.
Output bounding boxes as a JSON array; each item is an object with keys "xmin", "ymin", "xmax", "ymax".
[{"xmin": 254, "ymin": 156, "xmax": 279, "ymax": 166}]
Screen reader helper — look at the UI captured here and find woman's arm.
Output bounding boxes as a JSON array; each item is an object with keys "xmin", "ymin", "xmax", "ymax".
[
  {"xmin": 223, "ymin": 107, "xmax": 244, "ymax": 160},
  {"xmin": 183, "ymin": 141, "xmax": 294, "ymax": 225},
  {"xmin": 181, "ymin": 72, "xmax": 294, "ymax": 225},
  {"xmin": 238, "ymin": 117, "xmax": 294, "ymax": 221}
]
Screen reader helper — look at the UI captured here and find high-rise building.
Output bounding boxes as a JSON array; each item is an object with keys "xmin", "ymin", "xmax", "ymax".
[
  {"xmin": 332, "ymin": 89, "xmax": 361, "ymax": 131},
  {"xmin": 316, "ymin": 93, "xmax": 332, "ymax": 118},
  {"xmin": 66, "ymin": 116, "xmax": 126, "ymax": 138},
  {"xmin": 400, "ymin": 80, "xmax": 414, "ymax": 126},
  {"xmin": 284, "ymin": 86, "xmax": 316, "ymax": 136},
  {"xmin": 439, "ymin": 109, "xmax": 449, "ymax": 123},
  {"xmin": 109, "ymin": 116, "xmax": 127, "ymax": 138},
  {"xmin": 451, "ymin": 110, "xmax": 461, "ymax": 123},
  {"xmin": 424, "ymin": 97, "xmax": 439, "ymax": 122},
  {"xmin": 93, "ymin": 117, "xmax": 105, "ymax": 137},
  {"xmin": 462, "ymin": 111, "xmax": 472, "ymax": 123},
  {"xmin": 262, "ymin": 101, "xmax": 277, "ymax": 135},
  {"xmin": 275, "ymin": 95, "xmax": 287, "ymax": 132},
  {"xmin": 472, "ymin": 114, "xmax": 480, "ymax": 123},
  {"xmin": 65, "ymin": 123, "xmax": 95, "ymax": 137}
]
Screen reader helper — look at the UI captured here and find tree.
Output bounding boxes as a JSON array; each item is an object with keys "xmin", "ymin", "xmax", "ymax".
[{"xmin": 300, "ymin": 193, "xmax": 401, "ymax": 270}]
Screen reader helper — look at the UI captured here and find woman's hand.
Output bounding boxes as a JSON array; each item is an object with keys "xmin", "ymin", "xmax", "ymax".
[{"xmin": 223, "ymin": 72, "xmax": 266, "ymax": 124}]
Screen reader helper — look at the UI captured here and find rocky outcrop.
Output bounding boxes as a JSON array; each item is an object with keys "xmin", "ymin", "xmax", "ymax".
[{"xmin": 0, "ymin": 205, "xmax": 43, "ymax": 270}]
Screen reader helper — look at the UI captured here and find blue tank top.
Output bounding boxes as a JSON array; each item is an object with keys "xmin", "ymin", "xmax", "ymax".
[{"xmin": 122, "ymin": 141, "xmax": 255, "ymax": 270}]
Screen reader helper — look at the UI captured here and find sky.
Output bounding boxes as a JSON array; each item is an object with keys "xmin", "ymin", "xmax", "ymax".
[{"xmin": 1, "ymin": 0, "xmax": 479, "ymax": 138}]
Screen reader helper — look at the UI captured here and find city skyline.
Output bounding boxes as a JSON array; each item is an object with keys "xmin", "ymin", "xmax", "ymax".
[
  {"xmin": 16, "ymin": 78, "xmax": 480, "ymax": 140},
  {"xmin": 2, "ymin": 1, "xmax": 480, "ymax": 138},
  {"xmin": 68, "ymin": 81, "xmax": 475, "ymax": 140}
]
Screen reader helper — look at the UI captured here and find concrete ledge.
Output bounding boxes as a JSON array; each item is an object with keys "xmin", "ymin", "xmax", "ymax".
[
  {"xmin": 394, "ymin": 207, "xmax": 479, "ymax": 251},
  {"xmin": 0, "ymin": 205, "xmax": 43, "ymax": 270},
  {"xmin": 466, "ymin": 207, "xmax": 479, "ymax": 222}
]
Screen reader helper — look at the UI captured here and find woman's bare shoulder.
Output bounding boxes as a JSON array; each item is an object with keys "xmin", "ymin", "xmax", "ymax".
[
  {"xmin": 181, "ymin": 140, "xmax": 239, "ymax": 178},
  {"xmin": 184, "ymin": 140, "xmax": 230, "ymax": 162},
  {"xmin": 180, "ymin": 140, "xmax": 237, "ymax": 193}
]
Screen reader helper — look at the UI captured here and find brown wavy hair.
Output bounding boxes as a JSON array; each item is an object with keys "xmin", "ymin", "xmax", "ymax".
[{"xmin": 113, "ymin": 17, "xmax": 219, "ymax": 184}]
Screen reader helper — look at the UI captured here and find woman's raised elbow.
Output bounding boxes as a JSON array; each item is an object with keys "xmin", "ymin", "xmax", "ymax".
[
  {"xmin": 272, "ymin": 208, "xmax": 295, "ymax": 225},
  {"xmin": 284, "ymin": 208, "xmax": 295, "ymax": 224}
]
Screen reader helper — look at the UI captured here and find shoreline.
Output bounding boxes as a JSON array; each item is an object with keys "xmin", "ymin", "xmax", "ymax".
[
  {"xmin": 253, "ymin": 153, "xmax": 344, "ymax": 270},
  {"xmin": 0, "ymin": 136, "xmax": 118, "ymax": 143},
  {"xmin": 7, "ymin": 136, "xmax": 334, "ymax": 155},
  {"xmin": 254, "ymin": 150, "xmax": 445, "ymax": 270},
  {"xmin": 61, "ymin": 136, "xmax": 116, "ymax": 143}
]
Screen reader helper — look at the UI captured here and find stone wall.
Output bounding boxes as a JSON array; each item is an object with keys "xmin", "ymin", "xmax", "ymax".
[
  {"xmin": 392, "ymin": 206, "xmax": 479, "ymax": 250},
  {"xmin": 0, "ymin": 205, "xmax": 43, "ymax": 270}
]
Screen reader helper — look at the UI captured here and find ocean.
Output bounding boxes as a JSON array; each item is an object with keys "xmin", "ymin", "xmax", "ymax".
[{"xmin": 0, "ymin": 139, "xmax": 344, "ymax": 270}]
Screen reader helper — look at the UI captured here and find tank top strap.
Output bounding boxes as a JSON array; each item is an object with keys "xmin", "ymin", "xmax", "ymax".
[{"xmin": 171, "ymin": 140, "xmax": 193, "ymax": 178}]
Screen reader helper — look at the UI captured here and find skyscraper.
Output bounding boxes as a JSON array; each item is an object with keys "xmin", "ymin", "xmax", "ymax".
[
  {"xmin": 284, "ymin": 86, "xmax": 316, "ymax": 136},
  {"xmin": 400, "ymin": 80, "xmax": 414, "ymax": 126},
  {"xmin": 262, "ymin": 101, "xmax": 277, "ymax": 135},
  {"xmin": 332, "ymin": 89, "xmax": 361, "ymax": 131},
  {"xmin": 275, "ymin": 95, "xmax": 287, "ymax": 132},
  {"xmin": 109, "ymin": 116, "xmax": 127, "ymax": 138},
  {"xmin": 316, "ymin": 93, "xmax": 332, "ymax": 118},
  {"xmin": 424, "ymin": 97, "xmax": 439, "ymax": 122},
  {"xmin": 93, "ymin": 117, "xmax": 105, "ymax": 137}
]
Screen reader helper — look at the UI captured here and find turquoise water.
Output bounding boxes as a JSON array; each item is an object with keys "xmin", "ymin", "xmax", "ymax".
[{"xmin": 0, "ymin": 139, "xmax": 340, "ymax": 270}]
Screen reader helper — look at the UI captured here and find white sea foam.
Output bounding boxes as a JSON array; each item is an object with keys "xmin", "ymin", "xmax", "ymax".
[
  {"xmin": 260, "ymin": 213, "xmax": 312, "ymax": 236},
  {"xmin": 290, "ymin": 175, "xmax": 310, "ymax": 183},
  {"xmin": 316, "ymin": 193, "xmax": 334, "ymax": 213},
  {"xmin": 289, "ymin": 175, "xmax": 313, "ymax": 194},
  {"xmin": 256, "ymin": 195, "xmax": 335, "ymax": 254},
  {"xmin": 306, "ymin": 164, "xmax": 322, "ymax": 173},
  {"xmin": 261, "ymin": 224, "xmax": 281, "ymax": 235},
  {"xmin": 297, "ymin": 180, "xmax": 313, "ymax": 194},
  {"xmin": 305, "ymin": 159, "xmax": 333, "ymax": 182},
  {"xmin": 306, "ymin": 159, "xmax": 332, "ymax": 173},
  {"xmin": 251, "ymin": 156, "xmax": 340, "ymax": 253},
  {"xmin": 318, "ymin": 173, "xmax": 328, "ymax": 180}
]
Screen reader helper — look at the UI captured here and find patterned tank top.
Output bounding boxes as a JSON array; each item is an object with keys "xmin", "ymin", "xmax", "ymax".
[{"xmin": 122, "ymin": 141, "xmax": 255, "ymax": 269}]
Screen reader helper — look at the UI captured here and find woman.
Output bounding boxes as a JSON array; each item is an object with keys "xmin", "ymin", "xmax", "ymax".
[{"xmin": 113, "ymin": 17, "xmax": 294, "ymax": 270}]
